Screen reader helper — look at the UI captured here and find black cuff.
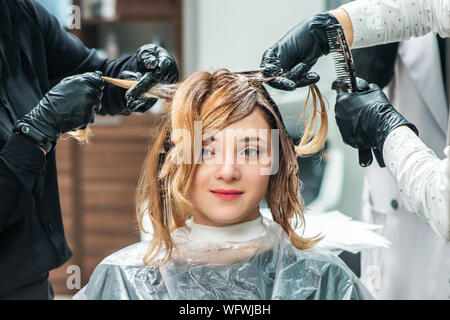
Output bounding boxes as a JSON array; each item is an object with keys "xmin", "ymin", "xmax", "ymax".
[
  {"xmin": 13, "ymin": 121, "xmax": 54, "ymax": 153},
  {"xmin": 405, "ymin": 122, "xmax": 419, "ymax": 137}
]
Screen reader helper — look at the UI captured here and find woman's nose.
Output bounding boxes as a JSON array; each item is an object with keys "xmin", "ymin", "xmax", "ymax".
[
  {"xmin": 214, "ymin": 156, "xmax": 241, "ymax": 182},
  {"xmin": 215, "ymin": 164, "xmax": 241, "ymax": 182}
]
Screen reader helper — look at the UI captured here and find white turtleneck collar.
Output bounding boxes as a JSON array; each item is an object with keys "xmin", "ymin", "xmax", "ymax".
[{"xmin": 189, "ymin": 215, "xmax": 267, "ymax": 243}]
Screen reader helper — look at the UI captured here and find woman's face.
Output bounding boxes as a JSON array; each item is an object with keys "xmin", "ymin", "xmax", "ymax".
[{"xmin": 188, "ymin": 108, "xmax": 273, "ymax": 227}]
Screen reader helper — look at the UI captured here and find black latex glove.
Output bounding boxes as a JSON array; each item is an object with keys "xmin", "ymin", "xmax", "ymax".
[
  {"xmin": 119, "ymin": 44, "xmax": 179, "ymax": 114},
  {"xmin": 334, "ymin": 78, "xmax": 419, "ymax": 167},
  {"xmin": 18, "ymin": 71, "xmax": 104, "ymax": 141},
  {"xmin": 260, "ymin": 12, "xmax": 339, "ymax": 91}
]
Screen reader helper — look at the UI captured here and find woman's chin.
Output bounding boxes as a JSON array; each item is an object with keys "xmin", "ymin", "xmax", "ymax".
[{"xmin": 198, "ymin": 210, "xmax": 257, "ymax": 227}]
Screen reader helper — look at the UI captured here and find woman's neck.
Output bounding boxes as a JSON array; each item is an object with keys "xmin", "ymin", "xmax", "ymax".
[{"xmin": 189, "ymin": 215, "xmax": 267, "ymax": 243}]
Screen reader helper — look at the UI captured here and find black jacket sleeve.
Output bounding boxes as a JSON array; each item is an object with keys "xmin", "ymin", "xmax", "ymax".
[
  {"xmin": 24, "ymin": 0, "xmax": 140, "ymax": 115},
  {"xmin": 0, "ymin": 134, "xmax": 46, "ymax": 231}
]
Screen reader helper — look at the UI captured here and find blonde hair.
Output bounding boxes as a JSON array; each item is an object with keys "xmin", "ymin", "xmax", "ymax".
[
  {"xmin": 65, "ymin": 127, "xmax": 91, "ymax": 143},
  {"xmin": 119, "ymin": 69, "xmax": 328, "ymax": 266}
]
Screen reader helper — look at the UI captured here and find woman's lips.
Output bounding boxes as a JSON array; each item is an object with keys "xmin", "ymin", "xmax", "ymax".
[{"xmin": 211, "ymin": 189, "xmax": 243, "ymax": 201}]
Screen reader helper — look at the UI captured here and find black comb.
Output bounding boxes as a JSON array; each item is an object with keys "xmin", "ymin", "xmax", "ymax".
[{"xmin": 327, "ymin": 24, "xmax": 374, "ymax": 167}]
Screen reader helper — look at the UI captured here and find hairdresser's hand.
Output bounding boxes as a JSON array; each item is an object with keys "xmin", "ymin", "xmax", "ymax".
[
  {"xmin": 120, "ymin": 44, "xmax": 179, "ymax": 114},
  {"xmin": 16, "ymin": 71, "xmax": 104, "ymax": 143},
  {"xmin": 260, "ymin": 12, "xmax": 339, "ymax": 91},
  {"xmin": 334, "ymin": 78, "xmax": 418, "ymax": 166}
]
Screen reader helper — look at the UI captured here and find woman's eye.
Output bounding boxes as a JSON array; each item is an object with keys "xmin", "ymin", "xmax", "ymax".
[
  {"xmin": 202, "ymin": 148, "xmax": 214, "ymax": 158},
  {"xmin": 241, "ymin": 148, "xmax": 259, "ymax": 157}
]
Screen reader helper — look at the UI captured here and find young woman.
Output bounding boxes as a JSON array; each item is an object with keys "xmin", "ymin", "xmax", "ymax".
[{"xmin": 74, "ymin": 69, "xmax": 373, "ymax": 300}]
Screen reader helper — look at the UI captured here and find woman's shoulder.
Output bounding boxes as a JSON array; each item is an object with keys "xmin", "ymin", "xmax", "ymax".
[
  {"xmin": 276, "ymin": 239, "xmax": 373, "ymax": 299},
  {"xmin": 263, "ymin": 217, "xmax": 354, "ymax": 275},
  {"xmin": 99, "ymin": 241, "xmax": 151, "ymax": 267},
  {"xmin": 73, "ymin": 242, "xmax": 166, "ymax": 300},
  {"xmin": 299, "ymin": 247, "xmax": 350, "ymax": 269},
  {"xmin": 285, "ymin": 244, "xmax": 355, "ymax": 278}
]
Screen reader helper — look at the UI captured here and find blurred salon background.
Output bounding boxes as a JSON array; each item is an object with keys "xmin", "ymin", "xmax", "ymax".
[{"xmin": 37, "ymin": 0, "xmax": 363, "ymax": 298}]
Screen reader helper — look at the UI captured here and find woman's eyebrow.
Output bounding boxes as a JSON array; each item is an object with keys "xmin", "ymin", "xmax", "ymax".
[
  {"xmin": 202, "ymin": 136, "xmax": 215, "ymax": 145},
  {"xmin": 202, "ymin": 135, "xmax": 268, "ymax": 145},
  {"xmin": 238, "ymin": 136, "xmax": 267, "ymax": 144}
]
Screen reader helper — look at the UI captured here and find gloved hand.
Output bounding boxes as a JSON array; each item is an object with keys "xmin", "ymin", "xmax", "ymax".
[
  {"xmin": 17, "ymin": 71, "xmax": 104, "ymax": 143},
  {"xmin": 334, "ymin": 78, "xmax": 419, "ymax": 167},
  {"xmin": 260, "ymin": 12, "xmax": 339, "ymax": 91},
  {"xmin": 120, "ymin": 44, "xmax": 179, "ymax": 114}
]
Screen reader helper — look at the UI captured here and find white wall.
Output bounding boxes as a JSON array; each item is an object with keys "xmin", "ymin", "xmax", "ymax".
[
  {"xmin": 183, "ymin": 0, "xmax": 323, "ymax": 74},
  {"xmin": 181, "ymin": 0, "xmax": 365, "ymax": 219}
]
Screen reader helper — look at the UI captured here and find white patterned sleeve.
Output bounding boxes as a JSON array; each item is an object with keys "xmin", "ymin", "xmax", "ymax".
[
  {"xmin": 340, "ymin": 0, "xmax": 450, "ymax": 48},
  {"xmin": 383, "ymin": 126, "xmax": 450, "ymax": 240}
]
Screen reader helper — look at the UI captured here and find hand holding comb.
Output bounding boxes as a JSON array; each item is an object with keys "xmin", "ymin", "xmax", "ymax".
[{"xmin": 327, "ymin": 24, "xmax": 382, "ymax": 167}]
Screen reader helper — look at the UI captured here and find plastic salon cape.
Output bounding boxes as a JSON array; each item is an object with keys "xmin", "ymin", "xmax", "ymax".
[{"xmin": 74, "ymin": 218, "xmax": 373, "ymax": 300}]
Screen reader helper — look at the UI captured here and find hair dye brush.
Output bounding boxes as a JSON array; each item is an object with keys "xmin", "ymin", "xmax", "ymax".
[{"xmin": 327, "ymin": 24, "xmax": 377, "ymax": 167}]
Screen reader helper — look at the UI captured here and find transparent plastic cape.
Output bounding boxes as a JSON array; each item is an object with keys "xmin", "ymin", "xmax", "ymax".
[{"xmin": 73, "ymin": 218, "xmax": 373, "ymax": 300}]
